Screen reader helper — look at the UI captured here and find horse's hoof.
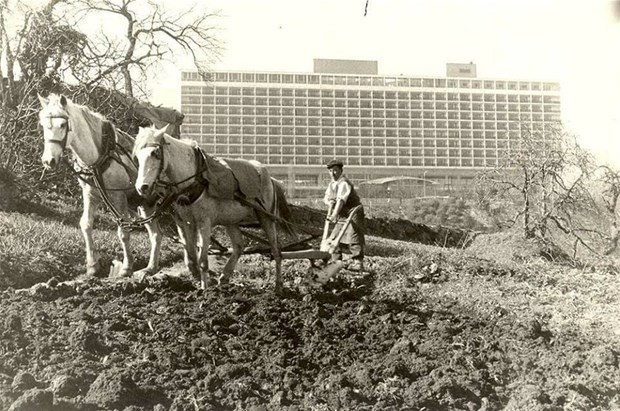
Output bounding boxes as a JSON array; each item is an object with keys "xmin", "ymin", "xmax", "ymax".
[
  {"xmin": 86, "ymin": 263, "xmax": 101, "ymax": 277},
  {"xmin": 205, "ymin": 277, "xmax": 218, "ymax": 287},
  {"xmin": 133, "ymin": 269, "xmax": 151, "ymax": 282},
  {"xmin": 217, "ymin": 275, "xmax": 230, "ymax": 286},
  {"xmin": 135, "ymin": 267, "xmax": 157, "ymax": 276},
  {"xmin": 118, "ymin": 268, "xmax": 133, "ymax": 278}
]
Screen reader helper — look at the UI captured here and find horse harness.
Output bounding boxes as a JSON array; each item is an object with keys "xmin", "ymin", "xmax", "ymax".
[
  {"xmin": 139, "ymin": 139, "xmax": 211, "ymax": 207},
  {"xmin": 142, "ymin": 142, "xmax": 278, "ymax": 220},
  {"xmin": 45, "ymin": 114, "xmax": 167, "ymax": 228}
]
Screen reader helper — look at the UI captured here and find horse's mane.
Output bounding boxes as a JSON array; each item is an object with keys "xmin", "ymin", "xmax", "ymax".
[
  {"xmin": 180, "ymin": 138, "xmax": 199, "ymax": 148},
  {"xmin": 133, "ymin": 129, "xmax": 198, "ymax": 157}
]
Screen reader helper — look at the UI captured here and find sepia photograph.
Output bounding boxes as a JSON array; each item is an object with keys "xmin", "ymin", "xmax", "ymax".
[{"xmin": 1, "ymin": 0, "xmax": 620, "ymax": 409}]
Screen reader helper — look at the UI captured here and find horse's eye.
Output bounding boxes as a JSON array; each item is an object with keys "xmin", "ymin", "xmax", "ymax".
[{"xmin": 152, "ymin": 148, "xmax": 161, "ymax": 160}]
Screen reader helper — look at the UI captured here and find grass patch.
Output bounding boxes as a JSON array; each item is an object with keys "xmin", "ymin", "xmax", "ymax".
[
  {"xmin": 0, "ymin": 210, "xmax": 181, "ymax": 289},
  {"xmin": 0, "ymin": 211, "xmax": 84, "ymax": 288}
]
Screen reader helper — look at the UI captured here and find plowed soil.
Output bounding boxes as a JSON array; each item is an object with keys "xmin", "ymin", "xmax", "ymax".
[{"xmin": 1, "ymin": 236, "xmax": 620, "ymax": 410}]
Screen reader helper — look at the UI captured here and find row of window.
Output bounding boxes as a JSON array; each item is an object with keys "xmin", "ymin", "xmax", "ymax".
[
  {"xmin": 183, "ymin": 72, "xmax": 560, "ymax": 91},
  {"xmin": 197, "ymin": 141, "xmax": 527, "ymax": 155},
  {"xmin": 183, "ymin": 104, "xmax": 561, "ymax": 120},
  {"xmin": 192, "ymin": 136, "xmax": 526, "ymax": 148},
  {"xmin": 183, "ymin": 86, "xmax": 561, "ymax": 103},
  {"xmin": 191, "ymin": 113, "xmax": 558, "ymax": 124},
  {"xmin": 184, "ymin": 126, "xmax": 554, "ymax": 139},
  {"xmin": 200, "ymin": 144, "xmax": 511, "ymax": 156},
  {"xmin": 190, "ymin": 152, "xmax": 500, "ymax": 168},
  {"xmin": 185, "ymin": 107, "xmax": 560, "ymax": 122},
  {"xmin": 184, "ymin": 121, "xmax": 559, "ymax": 133},
  {"xmin": 183, "ymin": 100, "xmax": 560, "ymax": 113}
]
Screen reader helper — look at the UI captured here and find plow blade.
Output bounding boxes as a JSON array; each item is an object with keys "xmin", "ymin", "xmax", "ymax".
[
  {"xmin": 305, "ymin": 260, "xmax": 344, "ymax": 286},
  {"xmin": 281, "ymin": 250, "xmax": 344, "ymax": 287}
]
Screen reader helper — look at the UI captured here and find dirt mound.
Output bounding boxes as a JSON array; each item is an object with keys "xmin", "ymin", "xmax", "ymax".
[
  {"xmin": 84, "ymin": 368, "xmax": 165, "ymax": 409},
  {"xmin": 468, "ymin": 230, "xmax": 572, "ymax": 265},
  {"xmin": 290, "ymin": 205, "xmax": 475, "ymax": 248}
]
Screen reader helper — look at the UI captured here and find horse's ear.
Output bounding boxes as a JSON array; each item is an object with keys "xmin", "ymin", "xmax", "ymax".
[
  {"xmin": 59, "ymin": 95, "xmax": 67, "ymax": 107},
  {"xmin": 38, "ymin": 94, "xmax": 49, "ymax": 107},
  {"xmin": 155, "ymin": 125, "xmax": 168, "ymax": 138}
]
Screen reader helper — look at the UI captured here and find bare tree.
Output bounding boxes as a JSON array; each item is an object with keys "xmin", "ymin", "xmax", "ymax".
[
  {"xmin": 1, "ymin": 0, "xmax": 83, "ymax": 106},
  {"xmin": 596, "ymin": 166, "xmax": 620, "ymax": 254},
  {"xmin": 55, "ymin": 0, "xmax": 221, "ymax": 98},
  {"xmin": 0, "ymin": 0, "xmax": 18, "ymax": 107},
  {"xmin": 476, "ymin": 124, "xmax": 599, "ymax": 255},
  {"xmin": 0, "ymin": 0, "xmax": 81, "ymax": 178},
  {"xmin": 3, "ymin": 0, "xmax": 220, "ymax": 100},
  {"xmin": 1, "ymin": 0, "xmax": 219, "ymax": 184}
]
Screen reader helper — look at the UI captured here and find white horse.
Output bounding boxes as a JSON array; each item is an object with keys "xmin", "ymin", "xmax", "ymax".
[
  {"xmin": 133, "ymin": 126, "xmax": 294, "ymax": 292},
  {"xmin": 38, "ymin": 93, "xmax": 163, "ymax": 277}
]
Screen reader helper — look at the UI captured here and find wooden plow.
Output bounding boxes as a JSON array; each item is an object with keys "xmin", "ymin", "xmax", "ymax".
[{"xmin": 208, "ymin": 202, "xmax": 363, "ymax": 287}]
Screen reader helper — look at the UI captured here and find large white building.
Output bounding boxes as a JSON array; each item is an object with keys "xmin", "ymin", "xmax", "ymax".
[{"xmin": 180, "ymin": 59, "xmax": 561, "ymax": 197}]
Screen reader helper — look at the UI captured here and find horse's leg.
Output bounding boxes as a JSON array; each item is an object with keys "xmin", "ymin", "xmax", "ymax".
[
  {"xmin": 176, "ymin": 214, "xmax": 201, "ymax": 281},
  {"xmin": 197, "ymin": 221, "xmax": 213, "ymax": 289},
  {"xmin": 219, "ymin": 225, "xmax": 245, "ymax": 285},
  {"xmin": 80, "ymin": 184, "xmax": 101, "ymax": 276},
  {"xmin": 134, "ymin": 205, "xmax": 162, "ymax": 277},
  {"xmin": 111, "ymin": 192, "xmax": 134, "ymax": 277},
  {"xmin": 259, "ymin": 216, "xmax": 283, "ymax": 294}
]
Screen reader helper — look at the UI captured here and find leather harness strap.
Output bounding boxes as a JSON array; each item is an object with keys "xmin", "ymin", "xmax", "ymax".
[{"xmin": 175, "ymin": 147, "xmax": 210, "ymax": 206}]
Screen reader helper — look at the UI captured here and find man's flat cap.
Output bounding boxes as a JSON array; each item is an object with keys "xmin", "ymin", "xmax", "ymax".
[{"xmin": 326, "ymin": 159, "xmax": 344, "ymax": 169}]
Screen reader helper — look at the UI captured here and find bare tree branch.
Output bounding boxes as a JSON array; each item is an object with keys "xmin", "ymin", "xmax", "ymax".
[{"xmin": 57, "ymin": 0, "xmax": 221, "ymax": 98}]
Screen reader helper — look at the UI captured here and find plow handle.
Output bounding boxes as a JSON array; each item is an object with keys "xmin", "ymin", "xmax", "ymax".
[
  {"xmin": 322, "ymin": 203, "xmax": 334, "ymax": 242},
  {"xmin": 321, "ymin": 205, "xmax": 362, "ymax": 254}
]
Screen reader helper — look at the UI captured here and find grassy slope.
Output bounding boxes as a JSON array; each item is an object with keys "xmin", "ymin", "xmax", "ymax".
[{"xmin": 0, "ymin": 210, "xmax": 183, "ymax": 289}]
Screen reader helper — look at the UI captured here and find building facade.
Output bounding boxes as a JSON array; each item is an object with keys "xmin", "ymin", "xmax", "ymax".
[{"xmin": 180, "ymin": 60, "xmax": 561, "ymax": 198}]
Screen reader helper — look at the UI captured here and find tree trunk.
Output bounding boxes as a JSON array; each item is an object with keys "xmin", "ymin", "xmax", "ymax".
[
  {"xmin": 122, "ymin": 65, "xmax": 133, "ymax": 98},
  {"xmin": 0, "ymin": 9, "xmax": 16, "ymax": 108},
  {"xmin": 523, "ymin": 191, "xmax": 534, "ymax": 239}
]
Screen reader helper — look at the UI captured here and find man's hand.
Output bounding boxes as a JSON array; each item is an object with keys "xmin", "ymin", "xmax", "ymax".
[
  {"xmin": 328, "ymin": 200, "xmax": 343, "ymax": 223},
  {"xmin": 326, "ymin": 201, "xmax": 335, "ymax": 222}
]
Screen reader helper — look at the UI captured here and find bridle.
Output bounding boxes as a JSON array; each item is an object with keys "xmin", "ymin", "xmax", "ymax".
[
  {"xmin": 137, "ymin": 141, "xmax": 170, "ymax": 193},
  {"xmin": 136, "ymin": 137, "xmax": 211, "ymax": 206},
  {"xmin": 42, "ymin": 113, "xmax": 70, "ymax": 151}
]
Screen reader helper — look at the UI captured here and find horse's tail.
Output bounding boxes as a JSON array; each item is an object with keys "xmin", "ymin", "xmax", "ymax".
[{"xmin": 271, "ymin": 178, "xmax": 297, "ymax": 237}]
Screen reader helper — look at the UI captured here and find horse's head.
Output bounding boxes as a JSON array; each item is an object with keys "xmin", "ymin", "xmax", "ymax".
[
  {"xmin": 134, "ymin": 125, "xmax": 168, "ymax": 197},
  {"xmin": 38, "ymin": 93, "xmax": 71, "ymax": 169}
]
